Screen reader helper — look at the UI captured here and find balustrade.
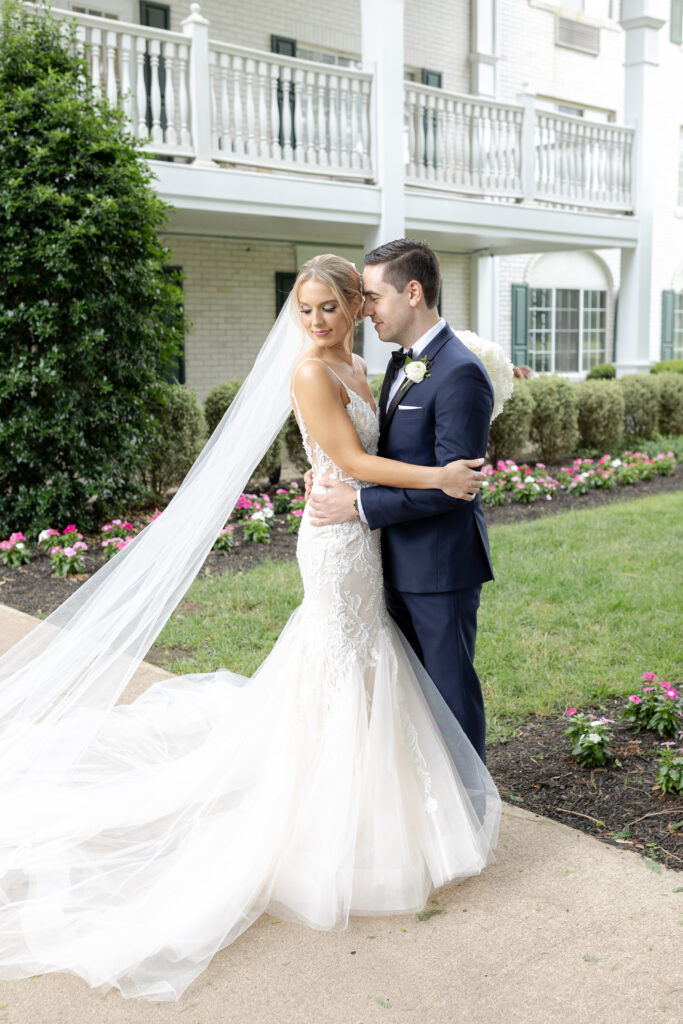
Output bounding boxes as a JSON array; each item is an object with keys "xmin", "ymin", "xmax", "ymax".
[
  {"xmin": 25, "ymin": 4, "xmax": 635, "ymax": 214},
  {"xmin": 208, "ymin": 44, "xmax": 372, "ymax": 177}
]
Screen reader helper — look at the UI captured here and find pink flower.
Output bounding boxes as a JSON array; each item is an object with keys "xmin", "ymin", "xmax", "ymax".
[
  {"xmin": 63, "ymin": 547, "xmax": 76, "ymax": 557},
  {"xmin": 63, "ymin": 525, "xmax": 77, "ymax": 534},
  {"xmin": 536, "ymin": 463, "xmax": 546, "ymax": 469},
  {"xmin": 565, "ymin": 708, "xmax": 577, "ymax": 716},
  {"xmin": 50, "ymin": 546, "xmax": 61, "ymax": 555},
  {"xmin": 641, "ymin": 672, "xmax": 658, "ymax": 681},
  {"xmin": 9, "ymin": 532, "xmax": 26, "ymax": 543},
  {"xmin": 73, "ymin": 541, "xmax": 88, "ymax": 552},
  {"xmin": 292, "ymin": 509, "xmax": 304, "ymax": 518},
  {"xmin": 628, "ymin": 695, "xmax": 642, "ymax": 704},
  {"xmin": 665, "ymin": 688, "xmax": 679, "ymax": 700},
  {"xmin": 101, "ymin": 523, "xmax": 112, "ymax": 532},
  {"xmin": 276, "ymin": 488, "xmax": 288, "ymax": 495},
  {"xmin": 151, "ymin": 508, "xmax": 162, "ymax": 520},
  {"xmin": 123, "ymin": 522, "xmax": 132, "ymax": 531}
]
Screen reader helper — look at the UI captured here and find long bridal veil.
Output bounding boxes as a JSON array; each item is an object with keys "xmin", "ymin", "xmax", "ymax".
[{"xmin": 0, "ymin": 298, "xmax": 305, "ymax": 784}]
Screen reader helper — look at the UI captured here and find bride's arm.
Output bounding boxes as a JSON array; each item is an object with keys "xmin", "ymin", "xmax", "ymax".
[{"xmin": 293, "ymin": 361, "xmax": 453, "ymax": 491}]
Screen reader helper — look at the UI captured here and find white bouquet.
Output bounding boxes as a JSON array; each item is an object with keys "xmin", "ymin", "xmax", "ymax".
[{"xmin": 455, "ymin": 330, "xmax": 514, "ymax": 421}]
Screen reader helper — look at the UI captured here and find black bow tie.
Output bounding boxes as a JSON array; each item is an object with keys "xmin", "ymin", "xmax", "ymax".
[{"xmin": 389, "ymin": 347, "xmax": 413, "ymax": 368}]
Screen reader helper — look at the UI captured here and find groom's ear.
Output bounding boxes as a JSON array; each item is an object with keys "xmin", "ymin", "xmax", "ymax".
[{"xmin": 406, "ymin": 280, "xmax": 424, "ymax": 308}]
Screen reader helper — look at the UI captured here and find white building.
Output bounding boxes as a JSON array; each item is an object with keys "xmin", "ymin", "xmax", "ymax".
[{"xmin": 49, "ymin": 0, "xmax": 683, "ymax": 397}]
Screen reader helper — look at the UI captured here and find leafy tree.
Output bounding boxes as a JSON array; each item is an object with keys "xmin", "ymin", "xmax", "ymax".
[{"xmin": 0, "ymin": 0, "xmax": 185, "ymax": 533}]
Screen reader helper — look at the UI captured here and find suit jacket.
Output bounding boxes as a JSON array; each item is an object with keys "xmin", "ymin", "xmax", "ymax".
[{"xmin": 361, "ymin": 322, "xmax": 495, "ymax": 594}]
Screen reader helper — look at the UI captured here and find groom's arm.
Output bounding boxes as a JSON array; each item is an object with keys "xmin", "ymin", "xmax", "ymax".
[{"xmin": 360, "ymin": 362, "xmax": 493, "ymax": 529}]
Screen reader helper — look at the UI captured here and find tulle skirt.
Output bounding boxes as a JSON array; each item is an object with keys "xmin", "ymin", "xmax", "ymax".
[{"xmin": 0, "ymin": 605, "xmax": 499, "ymax": 1001}]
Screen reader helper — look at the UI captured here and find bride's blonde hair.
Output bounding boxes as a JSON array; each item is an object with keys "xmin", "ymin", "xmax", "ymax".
[{"xmin": 292, "ymin": 254, "xmax": 362, "ymax": 348}]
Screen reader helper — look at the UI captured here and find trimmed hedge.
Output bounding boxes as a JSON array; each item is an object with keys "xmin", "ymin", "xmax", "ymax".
[
  {"xmin": 282, "ymin": 412, "xmax": 309, "ymax": 474},
  {"xmin": 140, "ymin": 382, "xmax": 207, "ymax": 502},
  {"xmin": 487, "ymin": 377, "xmax": 533, "ymax": 464},
  {"xmin": 575, "ymin": 379, "xmax": 624, "ymax": 452},
  {"xmin": 527, "ymin": 375, "xmax": 579, "ymax": 463},
  {"xmin": 618, "ymin": 374, "xmax": 659, "ymax": 439},
  {"xmin": 204, "ymin": 379, "xmax": 282, "ymax": 483},
  {"xmin": 654, "ymin": 372, "xmax": 683, "ymax": 436},
  {"xmin": 651, "ymin": 360, "xmax": 683, "ymax": 375},
  {"xmin": 586, "ymin": 362, "xmax": 616, "ymax": 380}
]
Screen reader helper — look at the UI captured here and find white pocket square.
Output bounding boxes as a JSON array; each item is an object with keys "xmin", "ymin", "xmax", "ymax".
[{"xmin": 398, "ymin": 405, "xmax": 422, "ymax": 410}]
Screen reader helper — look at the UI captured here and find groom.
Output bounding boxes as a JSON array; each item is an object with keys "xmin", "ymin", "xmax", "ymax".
[{"xmin": 309, "ymin": 239, "xmax": 494, "ymax": 762}]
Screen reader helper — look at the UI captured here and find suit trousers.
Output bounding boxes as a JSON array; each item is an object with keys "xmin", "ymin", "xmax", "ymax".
[{"xmin": 383, "ymin": 581, "xmax": 487, "ymax": 763}]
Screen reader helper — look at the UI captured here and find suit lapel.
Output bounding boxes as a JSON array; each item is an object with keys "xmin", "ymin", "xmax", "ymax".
[{"xmin": 381, "ymin": 324, "xmax": 454, "ymax": 433}]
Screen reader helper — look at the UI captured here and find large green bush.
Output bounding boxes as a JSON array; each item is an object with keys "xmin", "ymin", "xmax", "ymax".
[
  {"xmin": 369, "ymin": 374, "xmax": 385, "ymax": 404},
  {"xmin": 653, "ymin": 372, "xmax": 683, "ymax": 436},
  {"xmin": 527, "ymin": 376, "xmax": 579, "ymax": 463},
  {"xmin": 618, "ymin": 374, "xmax": 659, "ymax": 439},
  {"xmin": 487, "ymin": 377, "xmax": 534, "ymax": 464},
  {"xmin": 140, "ymin": 382, "xmax": 207, "ymax": 502},
  {"xmin": 204, "ymin": 379, "xmax": 282, "ymax": 483},
  {"xmin": 0, "ymin": 1, "xmax": 185, "ymax": 533},
  {"xmin": 651, "ymin": 360, "xmax": 683, "ymax": 375},
  {"xmin": 575, "ymin": 379, "xmax": 625, "ymax": 452},
  {"xmin": 586, "ymin": 362, "xmax": 616, "ymax": 380}
]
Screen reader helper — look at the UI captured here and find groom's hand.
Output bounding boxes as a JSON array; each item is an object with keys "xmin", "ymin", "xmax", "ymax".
[{"xmin": 308, "ymin": 477, "xmax": 358, "ymax": 526}]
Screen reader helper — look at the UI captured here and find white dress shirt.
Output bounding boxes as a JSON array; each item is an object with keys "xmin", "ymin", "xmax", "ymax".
[{"xmin": 357, "ymin": 319, "xmax": 446, "ymax": 523}]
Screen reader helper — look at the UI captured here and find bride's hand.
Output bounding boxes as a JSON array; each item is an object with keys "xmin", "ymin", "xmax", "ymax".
[{"xmin": 441, "ymin": 458, "xmax": 486, "ymax": 500}]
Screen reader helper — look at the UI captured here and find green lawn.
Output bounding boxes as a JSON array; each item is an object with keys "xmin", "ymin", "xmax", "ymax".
[{"xmin": 154, "ymin": 492, "xmax": 682, "ymax": 737}]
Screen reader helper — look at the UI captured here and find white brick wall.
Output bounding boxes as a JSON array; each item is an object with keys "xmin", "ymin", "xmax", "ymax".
[
  {"xmin": 439, "ymin": 253, "xmax": 470, "ymax": 329},
  {"xmin": 161, "ymin": 235, "xmax": 297, "ymax": 400}
]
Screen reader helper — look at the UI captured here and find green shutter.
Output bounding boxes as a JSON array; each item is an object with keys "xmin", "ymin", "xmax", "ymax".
[
  {"xmin": 671, "ymin": 0, "xmax": 683, "ymax": 45},
  {"xmin": 661, "ymin": 290, "xmax": 675, "ymax": 361},
  {"xmin": 511, "ymin": 283, "xmax": 529, "ymax": 366}
]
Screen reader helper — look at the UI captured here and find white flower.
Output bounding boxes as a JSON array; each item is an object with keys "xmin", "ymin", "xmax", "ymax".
[
  {"xmin": 405, "ymin": 360, "xmax": 428, "ymax": 383},
  {"xmin": 587, "ymin": 732, "xmax": 602, "ymax": 744},
  {"xmin": 454, "ymin": 330, "xmax": 514, "ymax": 421},
  {"xmin": 250, "ymin": 510, "xmax": 266, "ymax": 522}
]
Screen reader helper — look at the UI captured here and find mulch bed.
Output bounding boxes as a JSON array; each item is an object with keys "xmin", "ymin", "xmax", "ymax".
[
  {"xmin": 1, "ymin": 469, "xmax": 681, "ymax": 870},
  {"xmin": 487, "ymin": 700, "xmax": 683, "ymax": 871}
]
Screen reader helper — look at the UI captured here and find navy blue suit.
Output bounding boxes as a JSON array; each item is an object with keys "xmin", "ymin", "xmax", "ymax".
[{"xmin": 361, "ymin": 323, "xmax": 494, "ymax": 760}]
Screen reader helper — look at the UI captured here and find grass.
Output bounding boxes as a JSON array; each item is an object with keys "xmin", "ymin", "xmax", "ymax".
[{"xmin": 154, "ymin": 492, "xmax": 682, "ymax": 737}]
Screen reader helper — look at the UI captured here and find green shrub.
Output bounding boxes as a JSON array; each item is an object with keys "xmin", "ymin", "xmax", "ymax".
[
  {"xmin": 205, "ymin": 379, "xmax": 282, "ymax": 483},
  {"xmin": 575, "ymin": 379, "xmax": 625, "ymax": 453},
  {"xmin": 586, "ymin": 362, "xmax": 616, "ymax": 380},
  {"xmin": 0, "ymin": 0, "xmax": 185, "ymax": 534},
  {"xmin": 653, "ymin": 372, "xmax": 683, "ymax": 436},
  {"xmin": 140, "ymin": 382, "xmax": 207, "ymax": 501},
  {"xmin": 281, "ymin": 412, "xmax": 309, "ymax": 474},
  {"xmin": 487, "ymin": 377, "xmax": 534, "ymax": 464},
  {"xmin": 205, "ymin": 380, "xmax": 242, "ymax": 434},
  {"xmin": 527, "ymin": 375, "xmax": 579, "ymax": 463},
  {"xmin": 618, "ymin": 374, "xmax": 659, "ymax": 439},
  {"xmin": 650, "ymin": 359, "xmax": 683, "ymax": 375}
]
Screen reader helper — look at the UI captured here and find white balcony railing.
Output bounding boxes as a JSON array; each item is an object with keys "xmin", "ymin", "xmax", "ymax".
[
  {"xmin": 534, "ymin": 110, "xmax": 633, "ymax": 211},
  {"xmin": 208, "ymin": 43, "xmax": 372, "ymax": 176},
  {"xmin": 33, "ymin": 4, "xmax": 634, "ymax": 213},
  {"xmin": 405, "ymin": 83, "xmax": 524, "ymax": 199}
]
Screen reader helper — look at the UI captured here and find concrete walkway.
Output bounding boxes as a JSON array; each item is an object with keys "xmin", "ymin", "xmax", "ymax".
[{"xmin": 0, "ymin": 603, "xmax": 681, "ymax": 1024}]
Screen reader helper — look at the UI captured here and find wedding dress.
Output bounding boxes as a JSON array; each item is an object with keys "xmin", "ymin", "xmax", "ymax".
[{"xmin": 0, "ymin": 359, "xmax": 500, "ymax": 1003}]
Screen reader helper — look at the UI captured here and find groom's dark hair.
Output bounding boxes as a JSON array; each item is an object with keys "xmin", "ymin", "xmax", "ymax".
[{"xmin": 364, "ymin": 239, "xmax": 440, "ymax": 309}]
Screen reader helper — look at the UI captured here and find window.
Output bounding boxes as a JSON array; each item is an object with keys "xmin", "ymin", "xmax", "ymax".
[
  {"xmin": 675, "ymin": 294, "xmax": 683, "ymax": 358},
  {"xmin": 421, "ymin": 69, "xmax": 442, "ymax": 88},
  {"xmin": 162, "ymin": 266, "xmax": 185, "ymax": 384},
  {"xmin": 527, "ymin": 288, "xmax": 607, "ymax": 373}
]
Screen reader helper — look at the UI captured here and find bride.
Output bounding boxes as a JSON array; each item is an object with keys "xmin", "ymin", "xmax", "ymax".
[{"xmin": 0, "ymin": 254, "xmax": 501, "ymax": 1002}]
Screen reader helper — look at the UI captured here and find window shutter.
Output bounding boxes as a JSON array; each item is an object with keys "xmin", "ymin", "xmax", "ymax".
[
  {"xmin": 671, "ymin": 0, "xmax": 683, "ymax": 45},
  {"xmin": 276, "ymin": 272, "xmax": 297, "ymax": 316},
  {"xmin": 511, "ymin": 284, "xmax": 529, "ymax": 366},
  {"xmin": 661, "ymin": 290, "xmax": 675, "ymax": 361}
]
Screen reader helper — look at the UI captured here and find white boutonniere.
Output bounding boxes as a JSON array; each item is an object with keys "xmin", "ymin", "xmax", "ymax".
[{"xmin": 401, "ymin": 355, "xmax": 431, "ymax": 390}]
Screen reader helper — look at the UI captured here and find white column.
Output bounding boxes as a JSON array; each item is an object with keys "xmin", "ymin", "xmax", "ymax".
[
  {"xmin": 615, "ymin": 0, "xmax": 666, "ymax": 375},
  {"xmin": 181, "ymin": 3, "xmax": 216, "ymax": 166},
  {"xmin": 471, "ymin": 252, "xmax": 498, "ymax": 343},
  {"xmin": 469, "ymin": 0, "xmax": 500, "ymax": 98},
  {"xmin": 361, "ymin": 0, "xmax": 405, "ymax": 373}
]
